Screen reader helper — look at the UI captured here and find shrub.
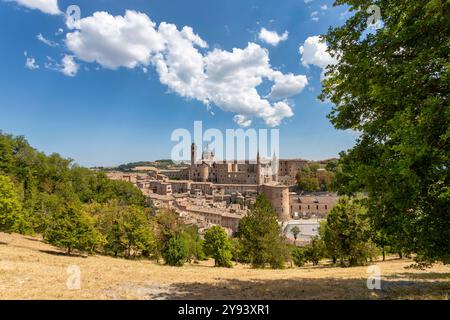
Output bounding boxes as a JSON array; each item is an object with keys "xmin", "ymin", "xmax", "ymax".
[{"xmin": 162, "ymin": 235, "xmax": 187, "ymax": 266}]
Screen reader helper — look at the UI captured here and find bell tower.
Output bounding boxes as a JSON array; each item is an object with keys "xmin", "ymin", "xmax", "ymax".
[
  {"xmin": 191, "ymin": 143, "xmax": 197, "ymax": 167},
  {"xmin": 256, "ymin": 150, "xmax": 261, "ymax": 186}
]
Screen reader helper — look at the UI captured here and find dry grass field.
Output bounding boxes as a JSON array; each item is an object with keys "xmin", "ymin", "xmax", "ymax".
[{"xmin": 0, "ymin": 232, "xmax": 449, "ymax": 300}]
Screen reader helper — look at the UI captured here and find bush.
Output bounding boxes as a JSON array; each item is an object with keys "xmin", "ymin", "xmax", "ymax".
[
  {"xmin": 162, "ymin": 235, "xmax": 187, "ymax": 266},
  {"xmin": 292, "ymin": 247, "xmax": 307, "ymax": 267},
  {"xmin": 304, "ymin": 236, "xmax": 326, "ymax": 266}
]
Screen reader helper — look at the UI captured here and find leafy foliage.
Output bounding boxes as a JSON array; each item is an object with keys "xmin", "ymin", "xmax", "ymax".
[
  {"xmin": 237, "ymin": 194, "xmax": 288, "ymax": 269},
  {"xmin": 323, "ymin": 197, "xmax": 377, "ymax": 266},
  {"xmin": 203, "ymin": 226, "xmax": 233, "ymax": 268},
  {"xmin": 0, "ymin": 174, "xmax": 28, "ymax": 233},
  {"xmin": 90, "ymin": 201, "xmax": 155, "ymax": 258},
  {"xmin": 182, "ymin": 225, "xmax": 206, "ymax": 263},
  {"xmin": 296, "ymin": 165, "xmax": 335, "ymax": 191},
  {"xmin": 44, "ymin": 202, "xmax": 104, "ymax": 255},
  {"xmin": 162, "ymin": 235, "xmax": 188, "ymax": 266},
  {"xmin": 291, "ymin": 247, "xmax": 307, "ymax": 267},
  {"xmin": 320, "ymin": 1, "xmax": 450, "ymax": 264}
]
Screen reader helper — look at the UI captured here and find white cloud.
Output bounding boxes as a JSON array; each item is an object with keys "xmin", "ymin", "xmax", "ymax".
[
  {"xmin": 320, "ymin": 5, "xmax": 328, "ymax": 10},
  {"xmin": 65, "ymin": 10, "xmax": 307, "ymax": 126},
  {"xmin": 299, "ymin": 35, "xmax": 337, "ymax": 69},
  {"xmin": 268, "ymin": 72, "xmax": 308, "ymax": 100},
  {"xmin": 37, "ymin": 33, "xmax": 58, "ymax": 47},
  {"xmin": 66, "ymin": 10, "xmax": 166, "ymax": 69},
  {"xmin": 12, "ymin": 0, "xmax": 60, "ymax": 15},
  {"xmin": 43, "ymin": 54, "xmax": 78, "ymax": 76},
  {"xmin": 233, "ymin": 115, "xmax": 252, "ymax": 128},
  {"xmin": 60, "ymin": 55, "xmax": 78, "ymax": 77},
  {"xmin": 258, "ymin": 28, "xmax": 288, "ymax": 46}
]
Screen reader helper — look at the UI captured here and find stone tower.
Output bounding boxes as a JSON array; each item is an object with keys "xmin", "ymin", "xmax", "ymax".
[
  {"xmin": 256, "ymin": 150, "xmax": 261, "ymax": 186},
  {"xmin": 190, "ymin": 143, "xmax": 197, "ymax": 181},
  {"xmin": 191, "ymin": 143, "xmax": 197, "ymax": 167}
]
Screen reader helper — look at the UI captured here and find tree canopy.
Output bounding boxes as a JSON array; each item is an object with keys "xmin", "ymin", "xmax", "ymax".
[
  {"xmin": 320, "ymin": 0, "xmax": 450, "ymax": 264},
  {"xmin": 237, "ymin": 194, "xmax": 288, "ymax": 269}
]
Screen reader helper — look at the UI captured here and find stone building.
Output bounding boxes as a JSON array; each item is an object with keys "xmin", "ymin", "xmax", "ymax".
[
  {"xmin": 170, "ymin": 143, "xmax": 278, "ymax": 185},
  {"xmin": 278, "ymin": 159, "xmax": 309, "ymax": 186}
]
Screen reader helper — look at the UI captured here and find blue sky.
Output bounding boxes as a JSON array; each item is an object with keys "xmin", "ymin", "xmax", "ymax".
[{"xmin": 0, "ymin": 0, "xmax": 357, "ymax": 167}]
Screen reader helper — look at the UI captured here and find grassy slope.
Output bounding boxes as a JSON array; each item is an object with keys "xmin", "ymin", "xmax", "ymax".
[{"xmin": 0, "ymin": 232, "xmax": 449, "ymax": 300}]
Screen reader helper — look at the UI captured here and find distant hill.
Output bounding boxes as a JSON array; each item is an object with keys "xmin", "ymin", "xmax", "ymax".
[{"xmin": 95, "ymin": 159, "xmax": 183, "ymax": 172}]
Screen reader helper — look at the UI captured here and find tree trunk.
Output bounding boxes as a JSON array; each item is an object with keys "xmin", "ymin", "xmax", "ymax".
[
  {"xmin": 398, "ymin": 251, "xmax": 403, "ymax": 259},
  {"xmin": 67, "ymin": 247, "xmax": 71, "ymax": 256},
  {"xmin": 382, "ymin": 246, "xmax": 385, "ymax": 261}
]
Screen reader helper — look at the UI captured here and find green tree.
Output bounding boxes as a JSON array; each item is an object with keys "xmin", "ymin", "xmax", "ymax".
[
  {"xmin": 320, "ymin": 0, "xmax": 450, "ymax": 264},
  {"xmin": 182, "ymin": 225, "xmax": 205, "ymax": 263},
  {"xmin": 162, "ymin": 235, "xmax": 187, "ymax": 266},
  {"xmin": 0, "ymin": 174, "xmax": 28, "ymax": 233},
  {"xmin": 291, "ymin": 247, "xmax": 307, "ymax": 267},
  {"xmin": 237, "ymin": 194, "xmax": 287, "ymax": 269},
  {"xmin": 296, "ymin": 168, "xmax": 320, "ymax": 192},
  {"xmin": 44, "ymin": 203, "xmax": 103, "ymax": 255},
  {"xmin": 324, "ymin": 197, "xmax": 377, "ymax": 267},
  {"xmin": 203, "ymin": 226, "xmax": 233, "ymax": 268},
  {"xmin": 304, "ymin": 236, "xmax": 326, "ymax": 266},
  {"xmin": 291, "ymin": 226, "xmax": 301, "ymax": 245},
  {"xmin": 92, "ymin": 201, "xmax": 155, "ymax": 258},
  {"xmin": 230, "ymin": 237, "xmax": 248, "ymax": 263},
  {"xmin": 154, "ymin": 210, "xmax": 184, "ymax": 260}
]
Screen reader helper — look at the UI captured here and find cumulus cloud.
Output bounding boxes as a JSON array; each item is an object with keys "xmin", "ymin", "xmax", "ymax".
[
  {"xmin": 12, "ymin": 0, "xmax": 60, "ymax": 15},
  {"xmin": 268, "ymin": 72, "xmax": 308, "ymax": 100},
  {"xmin": 65, "ymin": 10, "xmax": 307, "ymax": 126},
  {"xmin": 66, "ymin": 11, "xmax": 165, "ymax": 69},
  {"xmin": 299, "ymin": 35, "xmax": 337, "ymax": 69},
  {"xmin": 258, "ymin": 28, "xmax": 288, "ymax": 46}
]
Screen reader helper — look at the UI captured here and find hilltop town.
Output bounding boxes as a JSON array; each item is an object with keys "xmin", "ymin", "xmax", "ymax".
[{"xmin": 106, "ymin": 143, "xmax": 339, "ymax": 244}]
